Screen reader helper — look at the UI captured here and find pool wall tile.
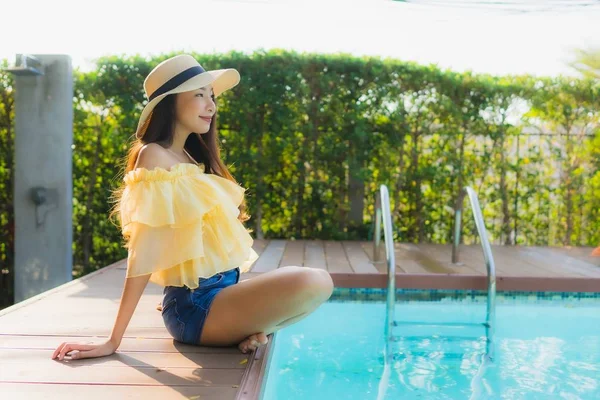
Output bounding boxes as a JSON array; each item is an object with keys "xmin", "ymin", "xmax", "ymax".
[{"xmin": 330, "ymin": 288, "xmax": 600, "ymax": 304}]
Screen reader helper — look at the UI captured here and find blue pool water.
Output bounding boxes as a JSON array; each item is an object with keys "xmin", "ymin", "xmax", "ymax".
[{"xmin": 261, "ymin": 290, "xmax": 600, "ymax": 400}]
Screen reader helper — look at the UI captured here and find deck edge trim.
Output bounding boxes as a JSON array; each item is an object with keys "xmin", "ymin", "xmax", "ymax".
[{"xmin": 236, "ymin": 333, "xmax": 275, "ymax": 400}]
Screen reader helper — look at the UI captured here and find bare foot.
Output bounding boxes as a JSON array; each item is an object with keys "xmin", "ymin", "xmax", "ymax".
[{"xmin": 238, "ymin": 332, "xmax": 268, "ymax": 353}]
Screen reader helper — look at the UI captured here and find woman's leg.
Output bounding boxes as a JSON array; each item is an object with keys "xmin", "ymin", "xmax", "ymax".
[{"xmin": 199, "ymin": 266, "xmax": 333, "ymax": 352}]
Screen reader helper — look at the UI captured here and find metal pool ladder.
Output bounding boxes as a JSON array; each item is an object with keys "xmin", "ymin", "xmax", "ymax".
[
  {"xmin": 373, "ymin": 184, "xmax": 396, "ymax": 364},
  {"xmin": 452, "ymin": 186, "xmax": 496, "ymax": 361},
  {"xmin": 373, "ymin": 185, "xmax": 496, "ymax": 364}
]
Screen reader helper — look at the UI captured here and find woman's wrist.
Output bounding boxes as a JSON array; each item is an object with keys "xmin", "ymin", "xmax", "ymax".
[{"xmin": 108, "ymin": 335, "xmax": 121, "ymax": 348}]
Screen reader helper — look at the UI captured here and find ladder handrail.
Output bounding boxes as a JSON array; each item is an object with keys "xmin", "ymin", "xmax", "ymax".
[
  {"xmin": 451, "ymin": 186, "xmax": 496, "ymax": 360},
  {"xmin": 373, "ymin": 184, "xmax": 495, "ymax": 365},
  {"xmin": 373, "ymin": 184, "xmax": 396, "ymax": 364}
]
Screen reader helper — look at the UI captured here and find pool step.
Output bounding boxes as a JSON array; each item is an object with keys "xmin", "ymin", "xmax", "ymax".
[
  {"xmin": 391, "ymin": 350, "xmax": 484, "ymax": 361},
  {"xmin": 392, "ymin": 320, "xmax": 488, "ymax": 338},
  {"xmin": 390, "ymin": 320, "xmax": 489, "ymax": 361},
  {"xmin": 391, "ymin": 335, "xmax": 487, "ymax": 361},
  {"xmin": 393, "ymin": 321, "xmax": 489, "ymax": 328}
]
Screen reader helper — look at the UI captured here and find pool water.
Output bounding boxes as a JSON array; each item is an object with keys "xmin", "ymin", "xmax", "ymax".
[{"xmin": 261, "ymin": 290, "xmax": 600, "ymax": 400}]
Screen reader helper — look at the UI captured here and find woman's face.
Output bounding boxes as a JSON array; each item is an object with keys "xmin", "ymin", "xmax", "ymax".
[{"xmin": 175, "ymin": 84, "xmax": 215, "ymax": 134}]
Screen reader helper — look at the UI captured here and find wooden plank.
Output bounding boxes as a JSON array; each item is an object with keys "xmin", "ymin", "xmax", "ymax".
[
  {"xmin": 448, "ymin": 244, "xmax": 518, "ymax": 276},
  {"xmin": 513, "ymin": 246, "xmax": 597, "ymax": 277},
  {"xmin": 324, "ymin": 241, "xmax": 352, "ymax": 273},
  {"xmin": 410, "ymin": 244, "xmax": 484, "ymax": 275},
  {"xmin": 278, "ymin": 239, "xmax": 305, "ymax": 268},
  {"xmin": 304, "ymin": 240, "xmax": 327, "ymax": 270},
  {"xmin": 527, "ymin": 247, "xmax": 600, "ymax": 277},
  {"xmin": 361, "ymin": 241, "xmax": 460, "ymax": 275},
  {"xmin": 251, "ymin": 239, "xmax": 269, "ymax": 257},
  {"xmin": 393, "ymin": 260, "xmax": 422, "ymax": 274},
  {"xmin": 362, "ymin": 240, "xmax": 418, "ymax": 274},
  {"xmin": 0, "ymin": 274, "xmax": 200, "ymax": 338},
  {"xmin": 395, "ymin": 244, "xmax": 453, "ymax": 274},
  {"xmin": 0, "ymin": 361, "xmax": 244, "ymax": 386},
  {"xmin": 0, "ymin": 311, "xmax": 172, "ymax": 337},
  {"xmin": 0, "ymin": 383, "xmax": 238, "ymax": 400},
  {"xmin": 552, "ymin": 246, "xmax": 600, "ymax": 267},
  {"xmin": 0, "ymin": 348, "xmax": 248, "ymax": 369},
  {"xmin": 0, "ymin": 294, "xmax": 166, "ymax": 321},
  {"xmin": 0, "ymin": 264, "xmax": 161, "ymax": 305},
  {"xmin": 342, "ymin": 241, "xmax": 379, "ymax": 273},
  {"xmin": 498, "ymin": 245, "xmax": 570, "ymax": 277},
  {"xmin": 453, "ymin": 244, "xmax": 516, "ymax": 276},
  {"xmin": 240, "ymin": 240, "xmax": 269, "ymax": 280},
  {"xmin": 0, "ymin": 335, "xmax": 242, "ymax": 355},
  {"xmin": 456, "ymin": 244, "xmax": 561, "ymax": 277},
  {"xmin": 359, "ymin": 241, "xmax": 397, "ymax": 273},
  {"xmin": 394, "ymin": 250, "xmax": 431, "ymax": 274},
  {"xmin": 359, "ymin": 240, "xmax": 376, "ymax": 262},
  {"xmin": 0, "ymin": 259, "xmax": 126, "ymax": 318},
  {"xmin": 250, "ymin": 240, "xmax": 286, "ymax": 273}
]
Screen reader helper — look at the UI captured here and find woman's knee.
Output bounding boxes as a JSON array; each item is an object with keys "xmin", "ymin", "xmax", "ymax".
[{"xmin": 281, "ymin": 266, "xmax": 333, "ymax": 304}]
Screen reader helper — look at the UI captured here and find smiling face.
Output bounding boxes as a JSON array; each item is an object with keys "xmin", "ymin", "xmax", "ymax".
[{"xmin": 174, "ymin": 84, "xmax": 215, "ymax": 134}]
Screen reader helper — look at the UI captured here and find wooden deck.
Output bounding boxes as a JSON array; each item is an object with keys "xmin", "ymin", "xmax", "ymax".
[{"xmin": 2, "ymin": 240, "xmax": 600, "ymax": 399}]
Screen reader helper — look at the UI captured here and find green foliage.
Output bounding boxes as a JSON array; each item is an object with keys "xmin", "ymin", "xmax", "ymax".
[{"xmin": 0, "ymin": 51, "xmax": 599, "ymax": 302}]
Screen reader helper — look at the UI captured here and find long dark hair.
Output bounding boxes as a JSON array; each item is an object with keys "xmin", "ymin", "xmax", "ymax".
[{"xmin": 110, "ymin": 93, "xmax": 251, "ymax": 227}]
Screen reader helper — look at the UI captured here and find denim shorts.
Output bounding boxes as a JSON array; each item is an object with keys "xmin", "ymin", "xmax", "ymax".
[{"xmin": 161, "ymin": 267, "xmax": 240, "ymax": 345}]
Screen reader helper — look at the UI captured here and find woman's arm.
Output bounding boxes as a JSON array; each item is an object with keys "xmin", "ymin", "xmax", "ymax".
[
  {"xmin": 53, "ymin": 145, "xmax": 168, "ymax": 361},
  {"xmin": 108, "ymin": 273, "xmax": 152, "ymax": 348},
  {"xmin": 51, "ymin": 273, "xmax": 151, "ymax": 360}
]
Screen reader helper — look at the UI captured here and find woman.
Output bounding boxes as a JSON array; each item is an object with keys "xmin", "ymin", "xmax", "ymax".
[{"xmin": 52, "ymin": 54, "xmax": 333, "ymax": 361}]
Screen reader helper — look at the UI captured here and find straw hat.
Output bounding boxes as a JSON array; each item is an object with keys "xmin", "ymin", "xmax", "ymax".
[{"xmin": 135, "ymin": 54, "xmax": 240, "ymax": 139}]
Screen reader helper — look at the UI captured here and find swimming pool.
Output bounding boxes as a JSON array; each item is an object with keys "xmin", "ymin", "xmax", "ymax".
[{"xmin": 261, "ymin": 289, "xmax": 600, "ymax": 400}]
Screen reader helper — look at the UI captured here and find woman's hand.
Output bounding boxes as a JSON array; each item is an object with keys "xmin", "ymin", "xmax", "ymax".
[
  {"xmin": 51, "ymin": 339, "xmax": 117, "ymax": 361},
  {"xmin": 51, "ymin": 274, "xmax": 151, "ymax": 361}
]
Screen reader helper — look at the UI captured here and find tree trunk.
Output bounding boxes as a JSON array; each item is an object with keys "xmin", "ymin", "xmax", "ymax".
[
  {"xmin": 411, "ymin": 130, "xmax": 424, "ymax": 243},
  {"xmin": 456, "ymin": 129, "xmax": 467, "ymax": 242},
  {"xmin": 393, "ymin": 132, "xmax": 407, "ymax": 223},
  {"xmin": 498, "ymin": 134, "xmax": 512, "ymax": 245},
  {"xmin": 337, "ymin": 145, "xmax": 349, "ymax": 234},
  {"xmin": 293, "ymin": 138, "xmax": 308, "ymax": 238},
  {"xmin": 348, "ymin": 141, "xmax": 365, "ymax": 231},
  {"xmin": 564, "ymin": 128, "xmax": 574, "ymax": 246},
  {"xmin": 577, "ymin": 187, "xmax": 584, "ymax": 246},
  {"xmin": 254, "ymin": 105, "xmax": 266, "ymax": 240},
  {"xmin": 294, "ymin": 73, "xmax": 320, "ymax": 237},
  {"xmin": 81, "ymin": 123, "xmax": 102, "ymax": 273}
]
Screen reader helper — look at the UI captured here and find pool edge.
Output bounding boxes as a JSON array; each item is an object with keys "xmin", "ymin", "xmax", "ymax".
[
  {"xmin": 236, "ymin": 332, "xmax": 277, "ymax": 400},
  {"xmin": 330, "ymin": 273, "xmax": 600, "ymax": 292}
]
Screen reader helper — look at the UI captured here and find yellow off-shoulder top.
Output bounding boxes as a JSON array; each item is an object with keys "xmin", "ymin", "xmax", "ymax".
[{"xmin": 118, "ymin": 162, "xmax": 259, "ymax": 289}]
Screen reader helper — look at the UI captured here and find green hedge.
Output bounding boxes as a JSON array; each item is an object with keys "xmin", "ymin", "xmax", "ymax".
[{"xmin": 1, "ymin": 50, "xmax": 599, "ymax": 296}]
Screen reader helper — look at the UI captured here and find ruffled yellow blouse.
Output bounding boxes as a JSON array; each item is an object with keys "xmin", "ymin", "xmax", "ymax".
[{"xmin": 118, "ymin": 163, "xmax": 259, "ymax": 289}]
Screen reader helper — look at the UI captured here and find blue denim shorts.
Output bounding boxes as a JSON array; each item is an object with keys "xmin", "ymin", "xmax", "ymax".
[{"xmin": 161, "ymin": 267, "xmax": 240, "ymax": 344}]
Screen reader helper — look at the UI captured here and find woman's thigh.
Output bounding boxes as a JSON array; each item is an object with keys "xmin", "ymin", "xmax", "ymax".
[{"xmin": 199, "ymin": 266, "xmax": 333, "ymax": 346}]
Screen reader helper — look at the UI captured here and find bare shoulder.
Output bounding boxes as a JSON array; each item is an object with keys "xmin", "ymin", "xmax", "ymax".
[{"xmin": 135, "ymin": 143, "xmax": 173, "ymax": 171}]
